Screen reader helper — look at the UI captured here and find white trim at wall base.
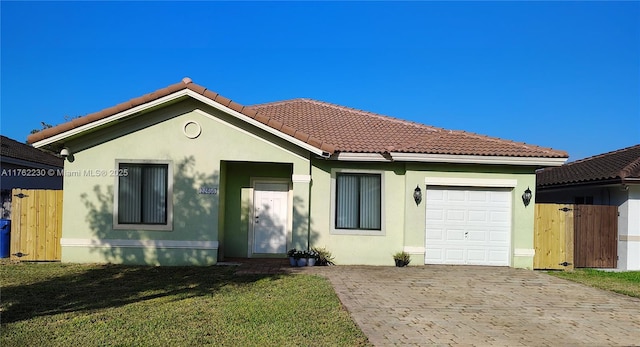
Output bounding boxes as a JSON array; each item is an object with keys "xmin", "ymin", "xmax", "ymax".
[
  {"xmin": 61, "ymin": 238, "xmax": 219, "ymax": 250},
  {"xmin": 514, "ymin": 248, "xmax": 535, "ymax": 257},
  {"xmin": 403, "ymin": 246, "xmax": 425, "ymax": 254}
]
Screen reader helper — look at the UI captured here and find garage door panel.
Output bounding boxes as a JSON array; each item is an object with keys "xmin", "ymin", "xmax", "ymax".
[
  {"xmin": 491, "ymin": 211, "xmax": 510, "ymax": 223},
  {"xmin": 447, "ymin": 210, "xmax": 466, "ymax": 222},
  {"xmin": 490, "ymin": 192, "xmax": 510, "ymax": 203},
  {"xmin": 467, "ymin": 230, "xmax": 488, "ymax": 242},
  {"xmin": 426, "ymin": 187, "xmax": 511, "ymax": 266},
  {"xmin": 426, "ymin": 208, "xmax": 444, "ymax": 221},
  {"xmin": 426, "ymin": 228, "xmax": 444, "ymax": 241},
  {"xmin": 444, "ymin": 249, "xmax": 465, "ymax": 263},
  {"xmin": 425, "ymin": 248, "xmax": 443, "ymax": 263},
  {"xmin": 468, "ymin": 210, "xmax": 489, "ymax": 222},
  {"xmin": 490, "ymin": 230, "xmax": 509, "ymax": 242},
  {"xmin": 446, "ymin": 229, "xmax": 466, "ymax": 241},
  {"xmin": 467, "ymin": 249, "xmax": 488, "ymax": 264},
  {"xmin": 447, "ymin": 190, "xmax": 466, "ymax": 201},
  {"xmin": 468, "ymin": 190, "xmax": 489, "ymax": 202}
]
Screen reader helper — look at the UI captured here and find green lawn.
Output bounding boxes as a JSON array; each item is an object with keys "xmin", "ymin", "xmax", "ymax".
[
  {"xmin": 1, "ymin": 262, "xmax": 370, "ymax": 346},
  {"xmin": 546, "ymin": 269, "xmax": 640, "ymax": 298}
]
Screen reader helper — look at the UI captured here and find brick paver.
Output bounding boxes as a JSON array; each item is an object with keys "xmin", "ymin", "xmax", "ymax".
[
  {"xmin": 314, "ymin": 265, "xmax": 640, "ymax": 347},
  {"xmin": 231, "ymin": 260, "xmax": 640, "ymax": 346}
]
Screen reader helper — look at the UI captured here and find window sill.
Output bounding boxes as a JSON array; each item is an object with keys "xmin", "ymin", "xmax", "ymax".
[
  {"xmin": 330, "ymin": 228, "xmax": 385, "ymax": 236},
  {"xmin": 113, "ymin": 223, "xmax": 173, "ymax": 231}
]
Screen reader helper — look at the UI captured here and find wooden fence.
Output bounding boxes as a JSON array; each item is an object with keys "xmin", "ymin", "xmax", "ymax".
[
  {"xmin": 534, "ymin": 203, "xmax": 617, "ymax": 270},
  {"xmin": 10, "ymin": 188, "xmax": 63, "ymax": 261}
]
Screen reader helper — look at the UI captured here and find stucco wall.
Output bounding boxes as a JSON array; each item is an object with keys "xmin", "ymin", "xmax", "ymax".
[
  {"xmin": 309, "ymin": 160, "xmax": 407, "ymax": 266},
  {"xmin": 60, "ymin": 100, "xmax": 310, "ymax": 265},
  {"xmin": 309, "ymin": 160, "xmax": 537, "ymax": 268}
]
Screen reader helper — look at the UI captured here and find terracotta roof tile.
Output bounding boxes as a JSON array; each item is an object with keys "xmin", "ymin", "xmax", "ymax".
[
  {"xmin": 27, "ymin": 78, "xmax": 567, "ymax": 160},
  {"xmin": 202, "ymin": 89, "xmax": 219, "ymax": 101},
  {"xmin": 228, "ymin": 101, "xmax": 244, "ymax": 113},
  {"xmin": 251, "ymin": 98, "xmax": 567, "ymax": 158},
  {"xmin": 537, "ymin": 144, "xmax": 640, "ymax": 186}
]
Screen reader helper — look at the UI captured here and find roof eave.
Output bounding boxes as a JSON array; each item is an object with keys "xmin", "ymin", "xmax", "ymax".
[
  {"xmin": 1, "ymin": 156, "xmax": 63, "ymax": 169},
  {"xmin": 535, "ymin": 177, "xmax": 640, "ymax": 190},
  {"xmin": 390, "ymin": 152, "xmax": 568, "ymax": 166}
]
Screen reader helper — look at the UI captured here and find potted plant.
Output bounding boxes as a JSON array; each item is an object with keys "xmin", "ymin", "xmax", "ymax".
[
  {"xmin": 293, "ymin": 250, "xmax": 308, "ymax": 267},
  {"xmin": 306, "ymin": 249, "xmax": 318, "ymax": 267},
  {"xmin": 287, "ymin": 248, "xmax": 297, "ymax": 266},
  {"xmin": 311, "ymin": 246, "xmax": 335, "ymax": 266},
  {"xmin": 393, "ymin": 251, "xmax": 411, "ymax": 267}
]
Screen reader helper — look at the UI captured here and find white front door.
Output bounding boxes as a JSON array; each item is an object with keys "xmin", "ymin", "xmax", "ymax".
[
  {"xmin": 425, "ymin": 187, "xmax": 511, "ymax": 266},
  {"xmin": 252, "ymin": 182, "xmax": 289, "ymax": 254}
]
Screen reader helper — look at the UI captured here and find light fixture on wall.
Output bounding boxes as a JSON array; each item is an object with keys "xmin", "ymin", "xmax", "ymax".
[
  {"xmin": 413, "ymin": 185, "xmax": 422, "ymax": 205},
  {"xmin": 522, "ymin": 187, "xmax": 532, "ymax": 207}
]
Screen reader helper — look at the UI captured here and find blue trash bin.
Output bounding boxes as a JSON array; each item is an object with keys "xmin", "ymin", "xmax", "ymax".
[{"xmin": 0, "ymin": 219, "xmax": 11, "ymax": 258}]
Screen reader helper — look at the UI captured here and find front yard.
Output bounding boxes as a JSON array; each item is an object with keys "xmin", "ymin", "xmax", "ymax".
[
  {"xmin": 0, "ymin": 262, "xmax": 370, "ymax": 346},
  {"xmin": 546, "ymin": 269, "xmax": 640, "ymax": 298}
]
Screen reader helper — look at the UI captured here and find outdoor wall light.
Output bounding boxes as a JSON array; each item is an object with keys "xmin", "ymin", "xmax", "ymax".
[
  {"xmin": 522, "ymin": 187, "xmax": 532, "ymax": 207},
  {"xmin": 60, "ymin": 147, "xmax": 70, "ymax": 159},
  {"xmin": 60, "ymin": 147, "xmax": 74, "ymax": 162},
  {"xmin": 413, "ymin": 185, "xmax": 422, "ymax": 205}
]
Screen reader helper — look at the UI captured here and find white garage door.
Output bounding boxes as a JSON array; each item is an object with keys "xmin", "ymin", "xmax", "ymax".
[{"xmin": 425, "ymin": 187, "xmax": 511, "ymax": 266}]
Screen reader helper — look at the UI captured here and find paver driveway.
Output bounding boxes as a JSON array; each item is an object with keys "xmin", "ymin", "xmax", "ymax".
[{"xmin": 313, "ymin": 265, "xmax": 640, "ymax": 346}]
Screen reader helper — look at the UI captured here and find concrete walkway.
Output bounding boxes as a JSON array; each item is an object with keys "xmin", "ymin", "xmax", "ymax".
[{"xmin": 231, "ymin": 260, "xmax": 640, "ymax": 346}]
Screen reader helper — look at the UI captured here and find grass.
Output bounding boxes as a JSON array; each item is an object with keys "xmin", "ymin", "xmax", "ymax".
[
  {"xmin": 546, "ymin": 268, "xmax": 640, "ymax": 298},
  {"xmin": 0, "ymin": 262, "xmax": 370, "ymax": 346}
]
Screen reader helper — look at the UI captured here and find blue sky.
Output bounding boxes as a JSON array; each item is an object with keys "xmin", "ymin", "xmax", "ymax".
[{"xmin": 1, "ymin": 1, "xmax": 638, "ymax": 161}]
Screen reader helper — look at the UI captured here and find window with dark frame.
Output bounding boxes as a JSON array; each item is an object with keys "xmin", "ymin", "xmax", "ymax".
[
  {"xmin": 117, "ymin": 163, "xmax": 168, "ymax": 225},
  {"xmin": 335, "ymin": 173, "xmax": 381, "ymax": 230}
]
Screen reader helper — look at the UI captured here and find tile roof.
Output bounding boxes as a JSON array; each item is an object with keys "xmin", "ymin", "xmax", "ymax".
[
  {"xmin": 250, "ymin": 98, "xmax": 568, "ymax": 157},
  {"xmin": 26, "ymin": 78, "xmax": 335, "ymax": 155},
  {"xmin": 1, "ymin": 135, "xmax": 64, "ymax": 168},
  {"xmin": 537, "ymin": 144, "xmax": 640, "ymax": 187},
  {"xmin": 27, "ymin": 78, "xmax": 567, "ymax": 159}
]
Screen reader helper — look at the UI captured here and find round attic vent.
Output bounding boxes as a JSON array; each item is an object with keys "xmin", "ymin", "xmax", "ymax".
[{"xmin": 183, "ymin": 121, "xmax": 201, "ymax": 139}]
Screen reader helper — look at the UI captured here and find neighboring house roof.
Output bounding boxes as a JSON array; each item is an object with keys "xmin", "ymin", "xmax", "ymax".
[
  {"xmin": 27, "ymin": 78, "xmax": 568, "ymax": 164},
  {"xmin": 537, "ymin": 144, "xmax": 640, "ymax": 187},
  {"xmin": 1, "ymin": 135, "xmax": 63, "ymax": 168}
]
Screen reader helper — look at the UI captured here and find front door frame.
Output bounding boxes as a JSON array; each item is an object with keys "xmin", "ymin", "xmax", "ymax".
[{"xmin": 248, "ymin": 178, "xmax": 292, "ymax": 258}]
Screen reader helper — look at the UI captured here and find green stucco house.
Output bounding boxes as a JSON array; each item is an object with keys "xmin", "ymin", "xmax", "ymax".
[{"xmin": 28, "ymin": 78, "xmax": 568, "ymax": 268}]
